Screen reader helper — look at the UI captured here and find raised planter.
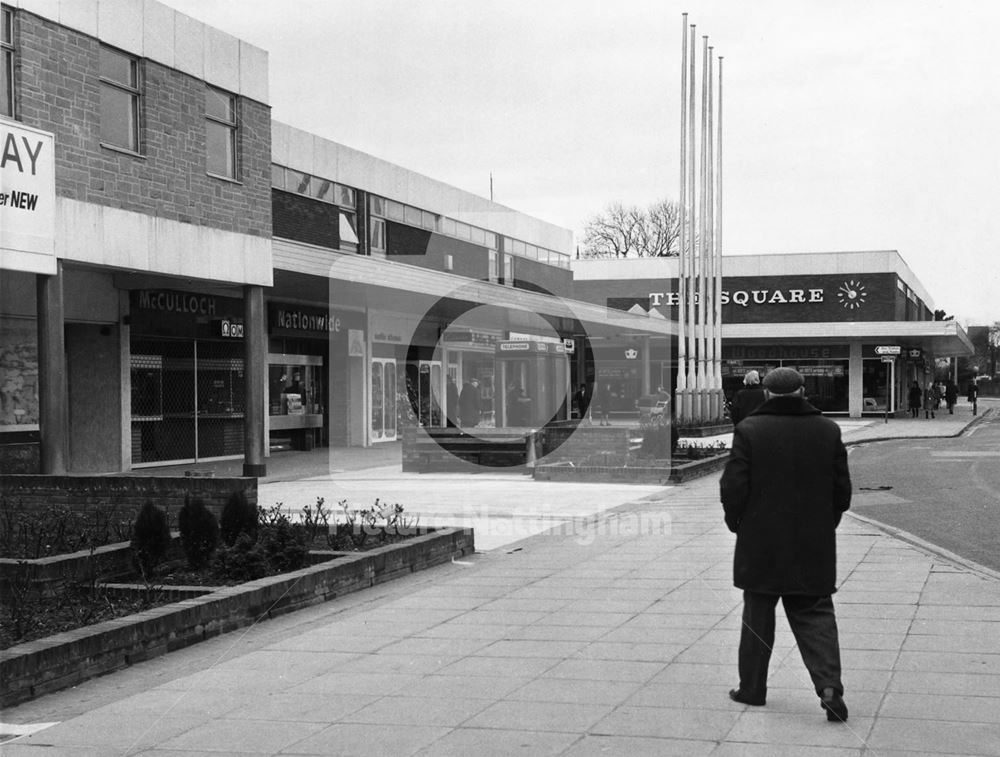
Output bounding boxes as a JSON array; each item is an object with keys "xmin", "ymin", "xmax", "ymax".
[
  {"xmin": 0, "ymin": 526, "xmax": 474, "ymax": 708},
  {"xmin": 533, "ymin": 452, "xmax": 730, "ymax": 484}
]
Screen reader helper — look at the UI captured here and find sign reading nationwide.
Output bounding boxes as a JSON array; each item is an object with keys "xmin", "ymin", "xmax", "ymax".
[{"xmin": 1, "ymin": 118, "xmax": 56, "ymax": 274}]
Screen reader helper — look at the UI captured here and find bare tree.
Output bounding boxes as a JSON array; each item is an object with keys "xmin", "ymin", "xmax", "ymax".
[{"xmin": 581, "ymin": 199, "xmax": 680, "ymax": 258}]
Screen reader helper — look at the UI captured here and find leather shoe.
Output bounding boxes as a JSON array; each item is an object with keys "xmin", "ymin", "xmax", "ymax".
[
  {"xmin": 728, "ymin": 688, "xmax": 765, "ymax": 706},
  {"xmin": 820, "ymin": 687, "xmax": 848, "ymax": 722}
]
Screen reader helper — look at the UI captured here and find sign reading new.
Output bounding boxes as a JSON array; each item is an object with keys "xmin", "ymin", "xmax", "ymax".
[{"xmin": 1, "ymin": 119, "xmax": 56, "ymax": 274}]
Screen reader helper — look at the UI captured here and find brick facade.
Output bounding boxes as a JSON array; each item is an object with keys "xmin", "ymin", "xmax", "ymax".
[{"xmin": 14, "ymin": 10, "xmax": 271, "ymax": 239}]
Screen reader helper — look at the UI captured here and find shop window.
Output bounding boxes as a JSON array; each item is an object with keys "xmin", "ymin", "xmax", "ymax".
[
  {"xmin": 99, "ymin": 45, "xmax": 140, "ymax": 152},
  {"xmin": 206, "ymin": 86, "xmax": 237, "ymax": 179},
  {"xmin": 1, "ymin": 7, "xmax": 13, "ymax": 117}
]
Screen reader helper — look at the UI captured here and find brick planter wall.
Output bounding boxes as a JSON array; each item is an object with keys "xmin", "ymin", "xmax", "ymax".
[
  {"xmin": 1, "ymin": 527, "xmax": 474, "ymax": 707},
  {"xmin": 0, "ymin": 476, "xmax": 257, "ymax": 519}
]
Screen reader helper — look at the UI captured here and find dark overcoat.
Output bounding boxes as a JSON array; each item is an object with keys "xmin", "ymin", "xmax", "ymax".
[
  {"xmin": 730, "ymin": 386, "xmax": 767, "ymax": 425},
  {"xmin": 720, "ymin": 395, "xmax": 852, "ymax": 596}
]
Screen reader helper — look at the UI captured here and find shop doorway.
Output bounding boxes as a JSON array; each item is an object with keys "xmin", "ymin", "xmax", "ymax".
[
  {"xmin": 370, "ymin": 358, "xmax": 398, "ymax": 442},
  {"xmin": 405, "ymin": 360, "xmax": 444, "ymax": 428},
  {"xmin": 130, "ymin": 339, "xmax": 245, "ymax": 465}
]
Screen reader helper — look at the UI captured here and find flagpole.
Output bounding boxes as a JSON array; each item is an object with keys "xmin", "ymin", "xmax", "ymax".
[
  {"xmin": 685, "ymin": 24, "xmax": 697, "ymax": 420},
  {"xmin": 714, "ymin": 55, "xmax": 724, "ymax": 418},
  {"xmin": 706, "ymin": 46, "xmax": 716, "ymax": 420},
  {"xmin": 676, "ymin": 13, "xmax": 688, "ymax": 422},
  {"xmin": 697, "ymin": 34, "xmax": 709, "ymax": 421}
]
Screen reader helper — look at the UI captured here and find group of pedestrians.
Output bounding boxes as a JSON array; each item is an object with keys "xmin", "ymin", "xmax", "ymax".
[{"xmin": 907, "ymin": 379, "xmax": 965, "ymax": 418}]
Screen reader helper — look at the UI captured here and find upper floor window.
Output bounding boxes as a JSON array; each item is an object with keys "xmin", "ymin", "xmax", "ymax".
[
  {"xmin": 503, "ymin": 253, "xmax": 514, "ymax": 287},
  {"xmin": 370, "ymin": 217, "xmax": 386, "ymax": 252},
  {"xmin": 488, "ymin": 250, "xmax": 499, "ymax": 283},
  {"xmin": 206, "ymin": 87, "xmax": 237, "ymax": 179},
  {"xmin": 1, "ymin": 7, "xmax": 13, "ymax": 117},
  {"xmin": 99, "ymin": 45, "xmax": 139, "ymax": 152}
]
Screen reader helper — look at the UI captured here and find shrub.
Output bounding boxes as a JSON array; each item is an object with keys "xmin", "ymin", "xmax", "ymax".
[
  {"xmin": 178, "ymin": 496, "xmax": 220, "ymax": 569},
  {"xmin": 220, "ymin": 490, "xmax": 257, "ymax": 546},
  {"xmin": 130, "ymin": 502, "xmax": 171, "ymax": 579},
  {"xmin": 259, "ymin": 520, "xmax": 308, "ymax": 573},
  {"xmin": 211, "ymin": 532, "xmax": 269, "ymax": 582}
]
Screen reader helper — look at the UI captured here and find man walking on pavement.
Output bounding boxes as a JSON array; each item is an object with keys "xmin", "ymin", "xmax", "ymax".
[{"xmin": 720, "ymin": 367, "xmax": 852, "ymax": 722}]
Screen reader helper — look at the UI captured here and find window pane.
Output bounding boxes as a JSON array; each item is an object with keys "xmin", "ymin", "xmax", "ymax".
[
  {"xmin": 314, "ymin": 179, "xmax": 333, "ymax": 202},
  {"xmin": 270, "ymin": 164, "xmax": 285, "ymax": 189},
  {"xmin": 1, "ymin": 50, "xmax": 11, "ymax": 117},
  {"xmin": 2, "ymin": 9, "xmax": 10, "ymax": 44},
  {"xmin": 340, "ymin": 212, "xmax": 359, "ymax": 245},
  {"xmin": 100, "ymin": 46, "xmax": 135, "ymax": 87},
  {"xmin": 287, "ymin": 170, "xmax": 310, "ymax": 195},
  {"xmin": 206, "ymin": 88, "xmax": 234, "ymax": 122},
  {"xmin": 404, "ymin": 205, "xmax": 420, "ymax": 225},
  {"xmin": 441, "ymin": 218, "xmax": 455, "ymax": 235},
  {"xmin": 101, "ymin": 83, "xmax": 137, "ymax": 150},
  {"xmin": 206, "ymin": 120, "xmax": 235, "ymax": 177},
  {"xmin": 370, "ymin": 218, "xmax": 386, "ymax": 250},
  {"xmin": 386, "ymin": 200, "xmax": 404, "ymax": 221},
  {"xmin": 338, "ymin": 185, "xmax": 355, "ymax": 207},
  {"xmin": 370, "ymin": 196, "xmax": 384, "ymax": 216},
  {"xmin": 470, "ymin": 227, "xmax": 485, "ymax": 245}
]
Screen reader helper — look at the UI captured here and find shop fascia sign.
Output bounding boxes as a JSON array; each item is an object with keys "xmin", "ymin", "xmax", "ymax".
[
  {"xmin": 1, "ymin": 119, "xmax": 56, "ymax": 274},
  {"xmin": 649, "ymin": 286, "xmax": 827, "ymax": 308},
  {"xmin": 269, "ymin": 304, "xmax": 342, "ymax": 334}
]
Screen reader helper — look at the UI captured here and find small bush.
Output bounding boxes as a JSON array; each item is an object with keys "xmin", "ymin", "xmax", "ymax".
[
  {"xmin": 220, "ymin": 490, "xmax": 257, "ymax": 546},
  {"xmin": 259, "ymin": 520, "xmax": 308, "ymax": 573},
  {"xmin": 130, "ymin": 502, "xmax": 171, "ymax": 579},
  {"xmin": 211, "ymin": 532, "xmax": 269, "ymax": 582},
  {"xmin": 178, "ymin": 496, "xmax": 219, "ymax": 569}
]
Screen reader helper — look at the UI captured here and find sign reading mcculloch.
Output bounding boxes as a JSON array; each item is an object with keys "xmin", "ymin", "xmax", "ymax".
[{"xmin": 1, "ymin": 119, "xmax": 56, "ymax": 274}]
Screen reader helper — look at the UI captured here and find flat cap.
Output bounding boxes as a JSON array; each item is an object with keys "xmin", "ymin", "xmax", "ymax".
[{"xmin": 762, "ymin": 367, "xmax": 804, "ymax": 395}]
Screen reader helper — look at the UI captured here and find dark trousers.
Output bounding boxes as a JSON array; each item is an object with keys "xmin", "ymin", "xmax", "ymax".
[{"xmin": 738, "ymin": 591, "xmax": 843, "ymax": 700}]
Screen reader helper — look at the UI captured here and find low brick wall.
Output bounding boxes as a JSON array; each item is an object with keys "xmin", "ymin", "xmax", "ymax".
[
  {"xmin": 0, "ymin": 526, "xmax": 475, "ymax": 707},
  {"xmin": 533, "ymin": 452, "xmax": 730, "ymax": 485},
  {"xmin": 0, "ymin": 475, "xmax": 257, "ymax": 519},
  {"xmin": 537, "ymin": 424, "xmax": 634, "ymax": 463}
]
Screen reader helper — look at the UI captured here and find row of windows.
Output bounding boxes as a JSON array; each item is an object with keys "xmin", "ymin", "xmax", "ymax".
[
  {"xmin": 271, "ymin": 163, "xmax": 568, "ymax": 271},
  {"xmin": 2, "ymin": 9, "xmax": 238, "ymax": 179},
  {"xmin": 271, "ymin": 164, "xmax": 356, "ymax": 207},
  {"xmin": 2, "ymin": 6, "xmax": 13, "ymax": 117},
  {"xmin": 95, "ymin": 44, "xmax": 239, "ymax": 180}
]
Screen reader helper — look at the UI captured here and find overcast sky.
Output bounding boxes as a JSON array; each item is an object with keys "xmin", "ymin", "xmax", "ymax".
[{"xmin": 167, "ymin": 0, "xmax": 999, "ymax": 326}]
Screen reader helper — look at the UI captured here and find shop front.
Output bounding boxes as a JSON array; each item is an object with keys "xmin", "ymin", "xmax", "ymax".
[
  {"xmin": 128, "ymin": 289, "xmax": 246, "ymax": 466},
  {"xmin": 267, "ymin": 301, "xmax": 364, "ymax": 450}
]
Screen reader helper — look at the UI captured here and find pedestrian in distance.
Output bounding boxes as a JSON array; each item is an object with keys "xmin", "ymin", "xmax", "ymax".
[
  {"xmin": 967, "ymin": 380, "xmax": 979, "ymax": 415},
  {"xmin": 923, "ymin": 381, "xmax": 937, "ymax": 419},
  {"xmin": 458, "ymin": 377, "xmax": 481, "ymax": 428},
  {"xmin": 908, "ymin": 380, "xmax": 922, "ymax": 419},
  {"xmin": 945, "ymin": 380, "xmax": 958, "ymax": 414},
  {"xmin": 593, "ymin": 382, "xmax": 613, "ymax": 426},
  {"xmin": 445, "ymin": 376, "xmax": 459, "ymax": 427},
  {"xmin": 720, "ymin": 367, "xmax": 851, "ymax": 723},
  {"xmin": 573, "ymin": 383, "xmax": 590, "ymax": 422},
  {"xmin": 730, "ymin": 369, "xmax": 767, "ymax": 425}
]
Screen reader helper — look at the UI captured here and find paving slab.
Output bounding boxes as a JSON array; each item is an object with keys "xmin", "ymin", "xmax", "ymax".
[{"xmin": 4, "ymin": 419, "xmax": 1000, "ymax": 755}]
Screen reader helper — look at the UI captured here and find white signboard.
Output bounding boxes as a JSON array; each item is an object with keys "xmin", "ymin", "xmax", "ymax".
[
  {"xmin": 874, "ymin": 345, "xmax": 901, "ymax": 355},
  {"xmin": 1, "ymin": 118, "xmax": 56, "ymax": 274}
]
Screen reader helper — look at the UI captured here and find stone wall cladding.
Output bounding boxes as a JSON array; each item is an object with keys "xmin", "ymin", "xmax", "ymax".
[
  {"xmin": 15, "ymin": 10, "xmax": 271, "ymax": 238},
  {"xmin": 0, "ymin": 527, "xmax": 475, "ymax": 708}
]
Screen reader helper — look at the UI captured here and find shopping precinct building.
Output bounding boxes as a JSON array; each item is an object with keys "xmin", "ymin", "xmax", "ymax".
[
  {"xmin": 0, "ymin": 0, "xmax": 971, "ymax": 474},
  {"xmin": 0, "ymin": 0, "xmax": 665, "ymax": 474},
  {"xmin": 572, "ymin": 254, "xmax": 973, "ymax": 417}
]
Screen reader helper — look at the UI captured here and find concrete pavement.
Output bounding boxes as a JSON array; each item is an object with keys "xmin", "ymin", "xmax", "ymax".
[{"xmin": 2, "ymin": 404, "xmax": 997, "ymax": 755}]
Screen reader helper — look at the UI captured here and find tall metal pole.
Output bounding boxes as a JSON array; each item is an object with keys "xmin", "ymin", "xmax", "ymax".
[
  {"xmin": 706, "ymin": 46, "xmax": 716, "ymax": 419},
  {"xmin": 676, "ymin": 13, "xmax": 688, "ymax": 422},
  {"xmin": 697, "ymin": 35, "xmax": 709, "ymax": 421},
  {"xmin": 685, "ymin": 25, "xmax": 697, "ymax": 419},
  {"xmin": 714, "ymin": 55, "xmax": 724, "ymax": 418}
]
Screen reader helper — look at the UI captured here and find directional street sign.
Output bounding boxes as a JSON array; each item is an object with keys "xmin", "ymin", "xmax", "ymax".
[
  {"xmin": 881, "ymin": 356, "xmax": 895, "ymax": 363},
  {"xmin": 875, "ymin": 345, "xmax": 902, "ymax": 355}
]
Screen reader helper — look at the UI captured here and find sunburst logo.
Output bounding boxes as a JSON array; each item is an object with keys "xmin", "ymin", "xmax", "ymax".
[{"xmin": 837, "ymin": 280, "xmax": 867, "ymax": 310}]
